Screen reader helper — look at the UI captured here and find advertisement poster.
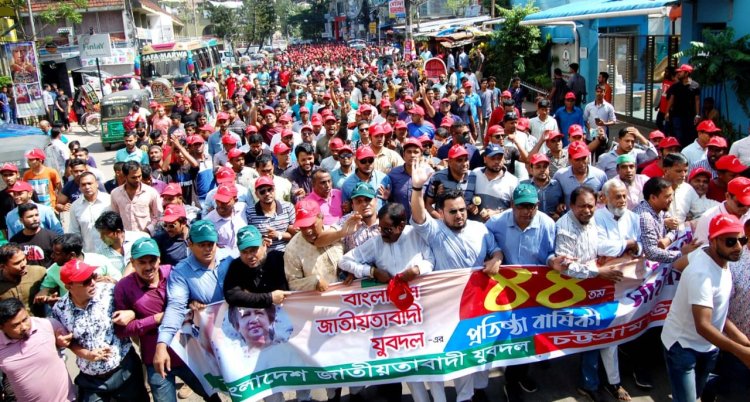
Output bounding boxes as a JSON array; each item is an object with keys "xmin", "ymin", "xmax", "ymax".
[
  {"xmin": 5, "ymin": 42, "xmax": 46, "ymax": 118},
  {"xmin": 172, "ymin": 257, "xmax": 679, "ymax": 402}
]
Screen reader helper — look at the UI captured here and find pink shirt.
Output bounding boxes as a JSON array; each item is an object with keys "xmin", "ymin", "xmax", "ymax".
[
  {"xmin": 110, "ymin": 183, "xmax": 163, "ymax": 233},
  {"xmin": 0, "ymin": 317, "xmax": 75, "ymax": 402},
  {"xmin": 305, "ymin": 189, "xmax": 344, "ymax": 225}
]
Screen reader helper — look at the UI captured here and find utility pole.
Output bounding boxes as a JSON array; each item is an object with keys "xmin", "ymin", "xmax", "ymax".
[{"xmin": 25, "ymin": 0, "xmax": 36, "ymax": 41}]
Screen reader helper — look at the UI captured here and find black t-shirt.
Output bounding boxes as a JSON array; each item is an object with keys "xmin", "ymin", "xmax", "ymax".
[
  {"xmin": 153, "ymin": 229, "xmax": 188, "ymax": 266},
  {"xmin": 181, "ymin": 110, "xmax": 200, "ymax": 124},
  {"xmin": 167, "ymin": 163, "xmax": 199, "ymax": 207},
  {"xmin": 223, "ymin": 250, "xmax": 288, "ymax": 308},
  {"xmin": 10, "ymin": 228, "xmax": 56, "ymax": 268},
  {"xmin": 0, "ymin": 190, "xmax": 15, "ymax": 231},
  {"xmin": 666, "ymin": 80, "xmax": 701, "ymax": 117}
]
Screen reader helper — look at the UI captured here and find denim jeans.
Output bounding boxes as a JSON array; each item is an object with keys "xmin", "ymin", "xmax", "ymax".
[
  {"xmin": 146, "ymin": 364, "xmax": 211, "ymax": 402},
  {"xmin": 580, "ymin": 350, "xmax": 601, "ymax": 391},
  {"xmin": 75, "ymin": 349, "xmax": 149, "ymax": 402},
  {"xmin": 663, "ymin": 342, "xmax": 719, "ymax": 402}
]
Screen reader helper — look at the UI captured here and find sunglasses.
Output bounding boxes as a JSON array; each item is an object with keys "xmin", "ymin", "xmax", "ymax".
[
  {"xmin": 359, "ymin": 158, "xmax": 375, "ymax": 164},
  {"xmin": 76, "ymin": 275, "xmax": 96, "ymax": 287},
  {"xmin": 446, "ymin": 207, "xmax": 467, "ymax": 215},
  {"xmin": 459, "ymin": 131, "xmax": 471, "ymax": 135},
  {"xmin": 492, "ymin": 135, "xmax": 505, "ymax": 140},
  {"xmin": 724, "ymin": 236, "xmax": 749, "ymax": 248},
  {"xmin": 340, "ymin": 153, "xmax": 353, "ymax": 158},
  {"xmin": 257, "ymin": 187, "xmax": 274, "ymax": 195}
]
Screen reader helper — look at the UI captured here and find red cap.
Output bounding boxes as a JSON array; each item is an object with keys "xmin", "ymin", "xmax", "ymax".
[
  {"xmin": 311, "ymin": 116, "xmax": 323, "ymax": 126},
  {"xmin": 394, "ymin": 120, "xmax": 407, "ymax": 130},
  {"xmin": 649, "ymin": 130, "xmax": 666, "ymax": 140},
  {"xmin": 323, "ymin": 93, "xmax": 331, "ymax": 100},
  {"xmin": 448, "ymin": 144, "xmax": 468, "ymax": 159},
  {"xmin": 381, "ymin": 123, "xmax": 393, "ymax": 134},
  {"xmin": 369, "ymin": 124, "xmax": 386, "ymax": 137},
  {"xmin": 676, "ymin": 64, "xmax": 694, "ymax": 73},
  {"xmin": 221, "ymin": 134, "xmax": 237, "ymax": 145},
  {"xmin": 380, "ymin": 99, "xmax": 391, "ymax": 108},
  {"xmin": 517, "ymin": 117, "xmax": 530, "ymax": 132},
  {"xmin": 273, "ymin": 142, "xmax": 291, "ymax": 155},
  {"xmin": 417, "ymin": 135, "xmax": 433, "ymax": 146},
  {"xmin": 278, "ymin": 114, "xmax": 292, "ymax": 124},
  {"xmin": 487, "ymin": 125, "xmax": 503, "ymax": 136},
  {"xmin": 356, "ymin": 146, "xmax": 376, "ymax": 160},
  {"xmin": 25, "ymin": 148, "xmax": 45, "ymax": 161},
  {"xmin": 565, "ymin": 92, "xmax": 577, "ymax": 100},
  {"xmin": 403, "ymin": 137, "xmax": 423, "ymax": 150},
  {"xmin": 546, "ymin": 131, "xmax": 563, "ymax": 141},
  {"xmin": 501, "ymin": 90, "xmax": 512, "ymax": 98},
  {"xmin": 199, "ymin": 124, "xmax": 215, "ymax": 133},
  {"xmin": 568, "ymin": 141, "xmax": 590, "ymax": 159},
  {"xmin": 281, "ymin": 129, "xmax": 294, "ymax": 138},
  {"xmin": 529, "ymin": 153, "xmax": 550, "ymax": 165},
  {"xmin": 440, "ymin": 118, "xmax": 454, "ymax": 128},
  {"xmin": 716, "ymin": 155, "xmax": 747, "ymax": 173},
  {"xmin": 162, "ymin": 204, "xmax": 187, "ymax": 223},
  {"xmin": 358, "ymin": 104, "xmax": 372, "ymax": 114},
  {"xmin": 186, "ymin": 135, "xmax": 205, "ymax": 145},
  {"xmin": 658, "ymin": 136, "xmax": 681, "ymax": 149},
  {"xmin": 329, "ymin": 138, "xmax": 344, "ymax": 151},
  {"xmin": 728, "ymin": 177, "xmax": 750, "ymax": 205},
  {"xmin": 324, "ymin": 115, "xmax": 337, "ymax": 123},
  {"xmin": 260, "ymin": 107, "xmax": 275, "ymax": 116},
  {"xmin": 707, "ymin": 136, "xmax": 728, "ymax": 149},
  {"xmin": 462, "ymin": 81, "xmax": 473, "ymax": 88},
  {"xmin": 410, "ymin": 106, "xmax": 425, "ymax": 116},
  {"xmin": 227, "ymin": 148, "xmax": 245, "ymax": 159},
  {"xmin": 8, "ymin": 181, "xmax": 32, "ymax": 193},
  {"xmin": 708, "ymin": 213, "xmax": 744, "ymax": 240},
  {"xmin": 214, "ymin": 184, "xmax": 238, "ymax": 203},
  {"xmin": 245, "ymin": 125, "xmax": 258, "ymax": 134},
  {"xmin": 182, "ymin": 95, "xmax": 191, "ymax": 102},
  {"xmin": 216, "ymin": 112, "xmax": 230, "ymax": 122},
  {"xmin": 161, "ymin": 183, "xmax": 182, "ymax": 196},
  {"xmin": 688, "ymin": 167, "xmax": 712, "ymax": 182},
  {"xmin": 254, "ymin": 175, "xmax": 275, "ymax": 189},
  {"xmin": 568, "ymin": 124, "xmax": 584, "ymax": 138},
  {"xmin": 339, "ymin": 145, "xmax": 354, "ymax": 154},
  {"xmin": 403, "ymin": 95, "xmax": 413, "ymax": 102},
  {"xmin": 60, "ymin": 260, "xmax": 98, "ymax": 285},
  {"xmin": 294, "ymin": 199, "xmax": 321, "ymax": 228},
  {"xmin": 0, "ymin": 163, "xmax": 18, "ymax": 173},
  {"xmin": 299, "ymin": 106, "xmax": 310, "ymax": 114},
  {"xmin": 440, "ymin": 98, "xmax": 451, "ymax": 104},
  {"xmin": 215, "ymin": 166, "xmax": 236, "ymax": 184},
  {"xmin": 696, "ymin": 120, "xmax": 721, "ymax": 133}
]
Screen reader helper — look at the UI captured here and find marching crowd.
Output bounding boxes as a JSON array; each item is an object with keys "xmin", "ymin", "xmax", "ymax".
[{"xmin": 0, "ymin": 42, "xmax": 750, "ymax": 402}]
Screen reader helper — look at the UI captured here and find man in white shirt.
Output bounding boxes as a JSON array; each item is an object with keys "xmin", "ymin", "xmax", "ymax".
[
  {"xmin": 662, "ymin": 153, "xmax": 704, "ymax": 225},
  {"xmin": 729, "ymin": 127, "xmax": 750, "ymax": 166},
  {"xmin": 661, "ymin": 213, "xmax": 749, "ymax": 402},
  {"xmin": 529, "ymin": 99, "xmax": 559, "ymax": 142},
  {"xmin": 694, "ymin": 177, "xmax": 750, "ymax": 244},
  {"xmin": 682, "ymin": 120, "xmax": 721, "ymax": 165},
  {"xmin": 583, "ymin": 85, "xmax": 616, "ymax": 134},
  {"xmin": 69, "ymin": 172, "xmax": 111, "ymax": 253}
]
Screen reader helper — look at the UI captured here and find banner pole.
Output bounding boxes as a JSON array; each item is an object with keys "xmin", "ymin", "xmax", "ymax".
[{"xmin": 96, "ymin": 57, "xmax": 103, "ymax": 97}]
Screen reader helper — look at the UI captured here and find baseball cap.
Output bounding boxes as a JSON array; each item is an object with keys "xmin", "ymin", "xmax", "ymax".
[
  {"xmin": 568, "ymin": 124, "xmax": 584, "ymax": 138},
  {"xmin": 568, "ymin": 141, "xmax": 590, "ymax": 160},
  {"xmin": 381, "ymin": 123, "xmax": 393, "ymax": 134},
  {"xmin": 130, "ymin": 238, "xmax": 161, "ymax": 259},
  {"xmin": 356, "ymin": 146, "xmax": 376, "ymax": 160},
  {"xmin": 273, "ymin": 142, "xmax": 291, "ymax": 155},
  {"xmin": 0, "ymin": 163, "xmax": 18, "ymax": 173},
  {"xmin": 161, "ymin": 183, "xmax": 183, "ymax": 197},
  {"xmin": 8, "ymin": 181, "xmax": 32, "ymax": 193},
  {"xmin": 440, "ymin": 118, "xmax": 454, "ymax": 128},
  {"xmin": 616, "ymin": 154, "xmax": 636, "ymax": 165},
  {"xmin": 299, "ymin": 106, "xmax": 310, "ymax": 114},
  {"xmin": 728, "ymin": 177, "xmax": 750, "ymax": 205},
  {"xmin": 649, "ymin": 130, "xmax": 666, "ymax": 140},
  {"xmin": 448, "ymin": 144, "xmax": 468, "ymax": 159},
  {"xmin": 245, "ymin": 125, "xmax": 258, "ymax": 134},
  {"xmin": 294, "ymin": 200, "xmax": 321, "ymax": 228},
  {"xmin": 339, "ymin": 145, "xmax": 353, "ymax": 155},
  {"xmin": 260, "ymin": 107, "xmax": 275, "ymax": 116},
  {"xmin": 214, "ymin": 184, "xmax": 238, "ymax": 203},
  {"xmin": 676, "ymin": 64, "xmax": 694, "ymax": 73},
  {"xmin": 221, "ymin": 134, "xmax": 237, "ymax": 145},
  {"xmin": 162, "ymin": 204, "xmax": 187, "ymax": 223},
  {"xmin": 328, "ymin": 138, "xmax": 344, "ymax": 151},
  {"xmin": 281, "ymin": 129, "xmax": 294, "ymax": 138},
  {"xmin": 278, "ymin": 115, "xmax": 292, "ymax": 124},
  {"xmin": 483, "ymin": 143, "xmax": 504, "ymax": 157},
  {"xmin": 715, "ymin": 155, "xmax": 747, "ymax": 173},
  {"xmin": 380, "ymin": 99, "xmax": 391, "ymax": 108},
  {"xmin": 369, "ymin": 124, "xmax": 385, "ymax": 137},
  {"xmin": 25, "ymin": 148, "xmax": 45, "ymax": 161},
  {"xmin": 254, "ymin": 175, "xmax": 275, "ymax": 189},
  {"xmin": 658, "ymin": 136, "xmax": 681, "ymax": 149},
  {"xmin": 487, "ymin": 125, "xmax": 503, "ymax": 136},
  {"xmin": 410, "ymin": 106, "xmax": 425, "ymax": 116},
  {"xmin": 227, "ymin": 148, "xmax": 245, "ymax": 159},
  {"xmin": 350, "ymin": 182, "xmax": 377, "ymax": 199},
  {"xmin": 517, "ymin": 118, "xmax": 530, "ymax": 132},
  {"xmin": 688, "ymin": 167, "xmax": 712, "ymax": 182},
  {"xmin": 324, "ymin": 115, "xmax": 337, "ymax": 123},
  {"xmin": 707, "ymin": 136, "xmax": 728, "ymax": 149},
  {"xmin": 189, "ymin": 220, "xmax": 218, "ymax": 243},
  {"xmin": 501, "ymin": 90, "xmax": 512, "ymax": 98},
  {"xmin": 503, "ymin": 112, "xmax": 518, "ymax": 122},
  {"xmin": 394, "ymin": 120, "xmax": 407, "ymax": 130},
  {"xmin": 565, "ymin": 92, "xmax": 577, "ymax": 100},
  {"xmin": 186, "ymin": 135, "xmax": 205, "ymax": 145},
  {"xmin": 513, "ymin": 183, "xmax": 539, "ymax": 205},
  {"xmin": 237, "ymin": 226, "xmax": 263, "ymax": 250},
  {"xmin": 546, "ymin": 131, "xmax": 563, "ymax": 141},
  {"xmin": 60, "ymin": 260, "xmax": 98, "ymax": 285},
  {"xmin": 696, "ymin": 120, "xmax": 721, "ymax": 133},
  {"xmin": 440, "ymin": 98, "xmax": 451, "ymax": 104},
  {"xmin": 358, "ymin": 104, "xmax": 372, "ymax": 114},
  {"xmin": 200, "ymin": 124, "xmax": 215, "ymax": 133},
  {"xmin": 215, "ymin": 167, "xmax": 236, "ymax": 184},
  {"xmin": 402, "ymin": 138, "xmax": 423, "ymax": 150},
  {"xmin": 216, "ymin": 112, "xmax": 230, "ymax": 122},
  {"xmin": 708, "ymin": 213, "xmax": 744, "ymax": 240},
  {"xmin": 462, "ymin": 81, "xmax": 473, "ymax": 88},
  {"xmin": 529, "ymin": 153, "xmax": 550, "ymax": 165}
]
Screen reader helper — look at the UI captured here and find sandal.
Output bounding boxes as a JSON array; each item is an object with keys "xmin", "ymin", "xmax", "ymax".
[{"xmin": 605, "ymin": 384, "xmax": 632, "ymax": 401}]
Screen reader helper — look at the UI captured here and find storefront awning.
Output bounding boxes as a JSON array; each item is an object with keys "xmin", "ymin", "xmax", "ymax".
[{"xmin": 523, "ymin": 0, "xmax": 679, "ymax": 25}]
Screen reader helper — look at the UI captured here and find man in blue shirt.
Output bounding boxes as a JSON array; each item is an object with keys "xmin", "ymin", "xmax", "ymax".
[
  {"xmin": 485, "ymin": 183, "xmax": 557, "ymax": 401},
  {"xmin": 153, "ymin": 220, "xmax": 229, "ymax": 385},
  {"xmin": 114, "ymin": 132, "xmax": 149, "ymax": 165},
  {"xmin": 553, "ymin": 141, "xmax": 608, "ymax": 206},
  {"xmin": 554, "ymin": 92, "xmax": 586, "ymax": 145}
]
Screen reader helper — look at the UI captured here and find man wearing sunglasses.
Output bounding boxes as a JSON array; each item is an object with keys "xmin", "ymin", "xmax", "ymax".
[
  {"xmin": 662, "ymin": 213, "xmax": 749, "ymax": 402},
  {"xmin": 694, "ymin": 177, "xmax": 750, "ymax": 244},
  {"xmin": 51, "ymin": 259, "xmax": 149, "ymax": 401},
  {"xmin": 341, "ymin": 146, "xmax": 392, "ymax": 212}
]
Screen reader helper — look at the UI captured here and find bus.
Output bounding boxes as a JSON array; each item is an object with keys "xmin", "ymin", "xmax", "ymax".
[{"xmin": 140, "ymin": 39, "xmax": 222, "ymax": 89}]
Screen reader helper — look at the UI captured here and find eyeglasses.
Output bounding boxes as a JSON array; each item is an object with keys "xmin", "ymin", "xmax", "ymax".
[
  {"xmin": 76, "ymin": 275, "xmax": 96, "ymax": 287},
  {"xmin": 340, "ymin": 153, "xmax": 353, "ymax": 158},
  {"xmin": 163, "ymin": 222, "xmax": 179, "ymax": 229},
  {"xmin": 459, "ymin": 131, "xmax": 471, "ymax": 135},
  {"xmin": 446, "ymin": 207, "xmax": 467, "ymax": 215},
  {"xmin": 724, "ymin": 236, "xmax": 749, "ymax": 248},
  {"xmin": 359, "ymin": 158, "xmax": 375, "ymax": 164},
  {"xmin": 257, "ymin": 187, "xmax": 274, "ymax": 195},
  {"xmin": 492, "ymin": 135, "xmax": 505, "ymax": 140}
]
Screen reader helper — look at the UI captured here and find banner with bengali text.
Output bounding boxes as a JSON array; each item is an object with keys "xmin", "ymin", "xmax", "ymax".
[{"xmin": 170, "ymin": 255, "xmax": 681, "ymax": 402}]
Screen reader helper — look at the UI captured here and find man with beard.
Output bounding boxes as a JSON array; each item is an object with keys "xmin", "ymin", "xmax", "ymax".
[
  {"xmin": 520, "ymin": 154, "xmax": 565, "ymax": 220},
  {"xmin": 9, "ymin": 204, "xmax": 56, "ymax": 268},
  {"xmin": 110, "ymin": 161, "xmax": 162, "ymax": 234},
  {"xmin": 694, "ymin": 177, "xmax": 750, "ymax": 244},
  {"xmin": 114, "ymin": 238, "xmax": 217, "ymax": 402},
  {"xmin": 424, "ymin": 144, "xmax": 474, "ymax": 219},
  {"xmin": 69, "ymin": 172, "xmax": 111, "ymax": 253},
  {"xmin": 369, "ymin": 124, "xmax": 404, "ymax": 174},
  {"xmin": 147, "ymin": 145, "xmax": 167, "ymax": 182},
  {"xmin": 153, "ymin": 204, "xmax": 190, "ymax": 266},
  {"xmin": 595, "ymin": 179, "xmax": 642, "ymax": 260},
  {"xmin": 241, "ymin": 133, "xmax": 272, "ymax": 167},
  {"xmin": 596, "ymin": 127, "xmax": 657, "ymax": 179},
  {"xmin": 341, "ymin": 146, "xmax": 392, "ymax": 212},
  {"xmin": 409, "ymin": 159, "xmax": 503, "ymax": 402},
  {"xmin": 5, "ymin": 181, "xmax": 62, "ymax": 239},
  {"xmin": 553, "ymin": 141, "xmax": 607, "ymax": 207},
  {"xmin": 0, "ymin": 243, "xmax": 46, "ymax": 315},
  {"xmin": 258, "ymin": 108, "xmax": 280, "ymax": 145},
  {"xmin": 661, "ymin": 214, "xmax": 748, "ymax": 402},
  {"xmin": 468, "ymin": 144, "xmax": 518, "ymax": 222},
  {"xmin": 691, "ymin": 136, "xmax": 728, "ymax": 179},
  {"xmin": 609, "ymin": 154, "xmax": 650, "ymax": 210},
  {"xmin": 388, "ymin": 138, "xmax": 426, "ymax": 219},
  {"xmin": 284, "ymin": 143, "xmax": 317, "ymax": 203}
]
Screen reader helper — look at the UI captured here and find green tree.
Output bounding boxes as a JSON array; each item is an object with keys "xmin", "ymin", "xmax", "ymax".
[
  {"xmin": 1, "ymin": 0, "xmax": 88, "ymax": 41},
  {"xmin": 287, "ymin": 0, "xmax": 328, "ymax": 40},
  {"xmin": 206, "ymin": 3, "xmax": 241, "ymax": 41},
  {"xmin": 484, "ymin": 1, "xmax": 541, "ymax": 86},
  {"xmin": 675, "ymin": 27, "xmax": 750, "ymax": 134},
  {"xmin": 242, "ymin": 0, "xmax": 277, "ymax": 47}
]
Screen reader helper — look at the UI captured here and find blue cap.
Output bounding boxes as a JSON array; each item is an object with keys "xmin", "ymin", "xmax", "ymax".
[{"xmin": 483, "ymin": 143, "xmax": 505, "ymax": 157}]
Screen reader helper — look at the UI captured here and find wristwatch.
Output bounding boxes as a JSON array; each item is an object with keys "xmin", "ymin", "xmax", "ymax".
[{"xmin": 276, "ymin": 232, "xmax": 283, "ymax": 241}]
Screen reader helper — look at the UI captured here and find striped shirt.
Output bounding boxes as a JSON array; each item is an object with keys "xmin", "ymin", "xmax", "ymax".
[
  {"xmin": 244, "ymin": 200, "xmax": 296, "ymax": 252},
  {"xmin": 633, "ymin": 200, "xmax": 679, "ymax": 263},
  {"xmin": 554, "ymin": 211, "xmax": 599, "ymax": 278},
  {"xmin": 689, "ymin": 158, "xmax": 718, "ymax": 178}
]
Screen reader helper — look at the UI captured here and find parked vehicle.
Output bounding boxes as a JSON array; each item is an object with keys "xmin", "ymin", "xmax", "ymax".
[
  {"xmin": 0, "ymin": 123, "xmax": 48, "ymax": 181},
  {"xmin": 99, "ymin": 89, "xmax": 150, "ymax": 150}
]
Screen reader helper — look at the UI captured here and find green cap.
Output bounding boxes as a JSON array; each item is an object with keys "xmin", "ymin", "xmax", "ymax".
[
  {"xmin": 513, "ymin": 183, "xmax": 539, "ymax": 205},
  {"xmin": 189, "ymin": 220, "xmax": 218, "ymax": 243},
  {"xmin": 237, "ymin": 225, "xmax": 263, "ymax": 250},
  {"xmin": 130, "ymin": 238, "xmax": 160, "ymax": 259},
  {"xmin": 350, "ymin": 182, "xmax": 377, "ymax": 200},
  {"xmin": 616, "ymin": 154, "xmax": 636, "ymax": 165}
]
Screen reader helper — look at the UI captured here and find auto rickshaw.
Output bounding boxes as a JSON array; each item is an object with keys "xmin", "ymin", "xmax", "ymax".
[
  {"xmin": 99, "ymin": 89, "xmax": 150, "ymax": 150},
  {"xmin": 149, "ymin": 78, "xmax": 175, "ymax": 113}
]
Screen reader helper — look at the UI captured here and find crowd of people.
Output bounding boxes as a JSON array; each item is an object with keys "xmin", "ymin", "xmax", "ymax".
[{"xmin": 0, "ymin": 41, "xmax": 749, "ymax": 402}]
